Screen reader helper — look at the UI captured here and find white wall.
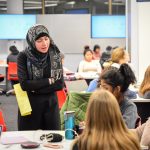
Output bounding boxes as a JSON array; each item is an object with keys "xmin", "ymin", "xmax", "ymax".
[
  {"xmin": 37, "ymin": 14, "xmax": 125, "ymax": 71},
  {"xmin": 0, "ymin": 40, "xmax": 25, "ymax": 61},
  {"xmin": 0, "ymin": 15, "xmax": 125, "ymax": 72},
  {"xmin": 138, "ymin": 2, "xmax": 150, "ymax": 82}
]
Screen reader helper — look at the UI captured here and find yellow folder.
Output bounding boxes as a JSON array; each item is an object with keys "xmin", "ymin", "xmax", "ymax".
[{"xmin": 14, "ymin": 83, "xmax": 32, "ymax": 116}]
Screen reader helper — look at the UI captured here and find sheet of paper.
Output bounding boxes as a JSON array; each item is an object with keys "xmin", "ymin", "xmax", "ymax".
[{"xmin": 0, "ymin": 136, "xmax": 30, "ymax": 145}]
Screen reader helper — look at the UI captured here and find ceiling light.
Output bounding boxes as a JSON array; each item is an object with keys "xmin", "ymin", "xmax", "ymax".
[
  {"xmin": 104, "ymin": 2, "xmax": 125, "ymax": 6},
  {"xmin": 66, "ymin": 1, "xmax": 75, "ymax": 5},
  {"xmin": 24, "ymin": 1, "xmax": 42, "ymax": 4},
  {"xmin": 45, "ymin": 4, "xmax": 58, "ymax": 7},
  {"xmin": 24, "ymin": 4, "xmax": 57, "ymax": 9}
]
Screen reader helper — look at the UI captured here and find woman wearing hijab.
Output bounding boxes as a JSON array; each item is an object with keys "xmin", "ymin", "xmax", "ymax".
[{"xmin": 17, "ymin": 24, "xmax": 64, "ymax": 130}]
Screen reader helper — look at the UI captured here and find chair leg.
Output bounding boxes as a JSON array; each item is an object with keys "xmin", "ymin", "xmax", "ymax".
[
  {"xmin": 0, "ymin": 88, "xmax": 6, "ymax": 95},
  {"xmin": 6, "ymin": 89, "xmax": 15, "ymax": 96}
]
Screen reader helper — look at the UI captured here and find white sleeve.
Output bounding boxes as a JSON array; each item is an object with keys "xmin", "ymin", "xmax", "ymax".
[
  {"xmin": 96, "ymin": 61, "xmax": 102, "ymax": 73},
  {"xmin": 78, "ymin": 61, "xmax": 84, "ymax": 72}
]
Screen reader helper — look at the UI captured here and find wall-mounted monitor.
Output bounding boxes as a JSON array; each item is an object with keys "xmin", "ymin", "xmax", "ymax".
[
  {"xmin": 0, "ymin": 15, "xmax": 36, "ymax": 40},
  {"xmin": 65, "ymin": 9, "xmax": 89, "ymax": 14},
  {"xmin": 137, "ymin": 0, "xmax": 150, "ymax": 2},
  {"xmin": 91, "ymin": 15, "xmax": 126, "ymax": 38}
]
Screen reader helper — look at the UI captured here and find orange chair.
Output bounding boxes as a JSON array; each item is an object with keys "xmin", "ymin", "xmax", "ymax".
[
  {"xmin": 0, "ymin": 110, "xmax": 7, "ymax": 131},
  {"xmin": 6, "ymin": 62, "xmax": 18, "ymax": 96},
  {"xmin": 56, "ymin": 90, "xmax": 67, "ymax": 109}
]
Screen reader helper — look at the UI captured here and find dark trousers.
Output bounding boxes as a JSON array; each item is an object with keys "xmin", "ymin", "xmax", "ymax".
[{"xmin": 18, "ymin": 94, "xmax": 60, "ymax": 130}]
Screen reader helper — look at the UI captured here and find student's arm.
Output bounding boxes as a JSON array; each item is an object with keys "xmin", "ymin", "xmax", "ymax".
[
  {"xmin": 17, "ymin": 52, "xmax": 64, "ymax": 93},
  {"xmin": 78, "ymin": 61, "xmax": 84, "ymax": 72},
  {"xmin": 140, "ymin": 118, "xmax": 150, "ymax": 147},
  {"xmin": 143, "ymin": 91, "xmax": 150, "ymax": 99},
  {"xmin": 122, "ymin": 102, "xmax": 138, "ymax": 129}
]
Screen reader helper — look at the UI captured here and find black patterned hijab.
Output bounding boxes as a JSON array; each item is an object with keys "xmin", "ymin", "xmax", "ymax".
[{"xmin": 24, "ymin": 24, "xmax": 63, "ymax": 81}]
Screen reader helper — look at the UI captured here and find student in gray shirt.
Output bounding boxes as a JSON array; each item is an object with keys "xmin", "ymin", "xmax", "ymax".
[{"xmin": 98, "ymin": 64, "xmax": 138, "ymax": 129}]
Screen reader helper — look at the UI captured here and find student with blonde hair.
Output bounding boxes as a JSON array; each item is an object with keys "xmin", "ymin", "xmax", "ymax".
[
  {"xmin": 103, "ymin": 47, "xmax": 129, "ymax": 69},
  {"xmin": 139, "ymin": 65, "xmax": 150, "ymax": 99},
  {"xmin": 71, "ymin": 89, "xmax": 140, "ymax": 150}
]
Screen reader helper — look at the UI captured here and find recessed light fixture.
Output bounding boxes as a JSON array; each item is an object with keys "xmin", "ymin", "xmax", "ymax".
[{"xmin": 66, "ymin": 1, "xmax": 75, "ymax": 5}]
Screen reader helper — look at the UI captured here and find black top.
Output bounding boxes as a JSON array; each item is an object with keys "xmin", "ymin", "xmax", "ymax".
[{"xmin": 17, "ymin": 51, "xmax": 64, "ymax": 95}]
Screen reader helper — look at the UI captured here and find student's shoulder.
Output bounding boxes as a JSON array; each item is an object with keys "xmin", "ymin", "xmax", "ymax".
[
  {"xmin": 144, "ymin": 90, "xmax": 150, "ymax": 99},
  {"xmin": 17, "ymin": 51, "xmax": 27, "ymax": 63},
  {"xmin": 124, "ymin": 98, "xmax": 137, "ymax": 108},
  {"xmin": 18, "ymin": 51, "xmax": 26, "ymax": 58}
]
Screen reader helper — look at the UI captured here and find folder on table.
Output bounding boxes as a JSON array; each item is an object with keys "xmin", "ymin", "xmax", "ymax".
[{"xmin": 14, "ymin": 83, "xmax": 32, "ymax": 116}]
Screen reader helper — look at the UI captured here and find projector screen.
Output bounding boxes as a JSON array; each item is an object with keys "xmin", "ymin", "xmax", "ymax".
[
  {"xmin": 91, "ymin": 15, "xmax": 126, "ymax": 38},
  {"xmin": 65, "ymin": 9, "xmax": 89, "ymax": 14},
  {"xmin": 0, "ymin": 15, "xmax": 36, "ymax": 40}
]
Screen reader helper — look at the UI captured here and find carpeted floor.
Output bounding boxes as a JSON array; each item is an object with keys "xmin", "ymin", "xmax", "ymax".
[{"xmin": 0, "ymin": 95, "xmax": 18, "ymax": 131}]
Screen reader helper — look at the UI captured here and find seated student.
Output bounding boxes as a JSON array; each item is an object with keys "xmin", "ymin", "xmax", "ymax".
[
  {"xmin": 135, "ymin": 117, "xmax": 150, "ymax": 148},
  {"xmin": 100, "ymin": 45, "xmax": 112, "ymax": 69},
  {"xmin": 139, "ymin": 65, "xmax": 150, "ymax": 99},
  {"xmin": 78, "ymin": 47, "xmax": 101, "ymax": 85},
  {"xmin": 7, "ymin": 46, "xmax": 19, "ymax": 85},
  {"xmin": 92, "ymin": 44, "xmax": 101, "ymax": 60},
  {"xmin": 71, "ymin": 89, "xmax": 140, "ymax": 150},
  {"xmin": 87, "ymin": 66, "xmax": 137, "ymax": 99},
  {"xmin": 103, "ymin": 47, "xmax": 130, "ymax": 69},
  {"xmin": 98, "ymin": 64, "xmax": 138, "ymax": 129},
  {"xmin": 7, "ymin": 45, "xmax": 19, "ymax": 63}
]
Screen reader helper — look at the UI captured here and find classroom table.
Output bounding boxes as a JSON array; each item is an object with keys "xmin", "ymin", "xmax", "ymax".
[{"xmin": 0, "ymin": 130, "xmax": 73, "ymax": 150}]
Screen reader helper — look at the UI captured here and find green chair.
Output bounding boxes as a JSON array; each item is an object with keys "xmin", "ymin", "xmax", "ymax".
[{"xmin": 60, "ymin": 91, "xmax": 92, "ymax": 130}]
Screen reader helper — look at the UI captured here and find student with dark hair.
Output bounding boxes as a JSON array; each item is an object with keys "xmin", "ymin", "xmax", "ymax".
[
  {"xmin": 100, "ymin": 45, "xmax": 112, "ymax": 68},
  {"xmin": 79, "ymin": 48, "xmax": 101, "ymax": 73},
  {"xmin": 6, "ymin": 45, "xmax": 20, "ymax": 94},
  {"xmin": 98, "ymin": 63, "xmax": 138, "ymax": 129},
  {"xmin": 7, "ymin": 45, "xmax": 19, "ymax": 63},
  {"xmin": 84, "ymin": 45, "xmax": 90, "ymax": 50},
  {"xmin": 93, "ymin": 44, "xmax": 101, "ymax": 60},
  {"xmin": 78, "ymin": 48, "xmax": 101, "ymax": 85},
  {"xmin": 17, "ymin": 24, "xmax": 64, "ymax": 130}
]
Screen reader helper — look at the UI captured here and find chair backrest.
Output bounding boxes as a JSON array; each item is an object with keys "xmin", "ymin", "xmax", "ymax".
[
  {"xmin": 65, "ymin": 79, "xmax": 88, "ymax": 92},
  {"xmin": 7, "ymin": 62, "xmax": 18, "ymax": 81},
  {"xmin": 56, "ymin": 89, "xmax": 67, "ymax": 109},
  {"xmin": 60, "ymin": 91, "xmax": 92, "ymax": 129},
  {"xmin": 0, "ymin": 110, "xmax": 7, "ymax": 132},
  {"xmin": 0, "ymin": 74, "xmax": 4, "ymax": 82}
]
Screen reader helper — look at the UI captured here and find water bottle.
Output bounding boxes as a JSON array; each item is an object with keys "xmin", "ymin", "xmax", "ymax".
[{"xmin": 64, "ymin": 111, "xmax": 75, "ymax": 140}]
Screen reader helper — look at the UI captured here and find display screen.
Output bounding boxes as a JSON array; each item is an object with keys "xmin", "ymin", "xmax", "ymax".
[
  {"xmin": 91, "ymin": 15, "xmax": 126, "ymax": 38},
  {"xmin": 65, "ymin": 9, "xmax": 89, "ymax": 14},
  {"xmin": 0, "ymin": 15, "xmax": 36, "ymax": 39},
  {"xmin": 137, "ymin": 0, "xmax": 150, "ymax": 2}
]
